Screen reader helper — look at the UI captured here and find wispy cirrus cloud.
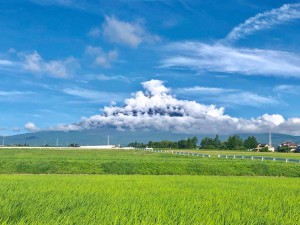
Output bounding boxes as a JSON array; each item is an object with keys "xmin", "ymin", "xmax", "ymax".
[
  {"xmin": 29, "ymin": 0, "xmax": 77, "ymax": 7},
  {"xmin": 161, "ymin": 42, "xmax": 300, "ymax": 78},
  {"xmin": 0, "ymin": 90, "xmax": 34, "ymax": 102},
  {"xmin": 0, "ymin": 59, "xmax": 13, "ymax": 66},
  {"xmin": 273, "ymin": 85, "xmax": 300, "ymax": 95},
  {"xmin": 176, "ymin": 86, "xmax": 238, "ymax": 95},
  {"xmin": 63, "ymin": 87, "xmax": 126, "ymax": 103},
  {"xmin": 219, "ymin": 92, "xmax": 279, "ymax": 107},
  {"xmin": 85, "ymin": 74, "xmax": 133, "ymax": 83},
  {"xmin": 175, "ymin": 86, "xmax": 278, "ymax": 107},
  {"xmin": 225, "ymin": 3, "xmax": 300, "ymax": 42}
]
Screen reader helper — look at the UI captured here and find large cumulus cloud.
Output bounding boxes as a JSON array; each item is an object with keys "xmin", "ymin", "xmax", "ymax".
[{"xmin": 53, "ymin": 80, "xmax": 300, "ymax": 135}]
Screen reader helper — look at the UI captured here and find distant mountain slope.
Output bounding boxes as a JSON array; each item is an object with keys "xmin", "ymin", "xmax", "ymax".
[{"xmin": 3, "ymin": 128, "xmax": 300, "ymax": 147}]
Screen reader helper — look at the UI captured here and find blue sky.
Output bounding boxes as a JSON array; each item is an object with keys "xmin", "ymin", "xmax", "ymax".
[{"xmin": 1, "ymin": 0, "xmax": 300, "ymax": 135}]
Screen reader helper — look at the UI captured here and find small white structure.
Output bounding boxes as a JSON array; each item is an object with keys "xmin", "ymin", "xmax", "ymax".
[{"xmin": 79, "ymin": 145, "xmax": 115, "ymax": 149}]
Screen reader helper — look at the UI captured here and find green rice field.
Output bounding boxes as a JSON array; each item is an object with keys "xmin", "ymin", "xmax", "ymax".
[
  {"xmin": 0, "ymin": 148, "xmax": 300, "ymax": 176},
  {"xmin": 1, "ymin": 148, "xmax": 300, "ymax": 224},
  {"xmin": 0, "ymin": 175, "xmax": 299, "ymax": 224}
]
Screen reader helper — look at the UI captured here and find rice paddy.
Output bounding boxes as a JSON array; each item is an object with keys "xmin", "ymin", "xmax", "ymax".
[
  {"xmin": 0, "ymin": 175, "xmax": 300, "ymax": 225},
  {"xmin": 0, "ymin": 148, "xmax": 300, "ymax": 224}
]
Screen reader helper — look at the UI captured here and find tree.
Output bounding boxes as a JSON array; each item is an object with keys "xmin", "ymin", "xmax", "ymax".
[
  {"xmin": 187, "ymin": 137, "xmax": 198, "ymax": 149},
  {"xmin": 226, "ymin": 135, "xmax": 244, "ymax": 150},
  {"xmin": 277, "ymin": 146, "xmax": 291, "ymax": 152},
  {"xmin": 213, "ymin": 134, "xmax": 222, "ymax": 149},
  {"xmin": 178, "ymin": 139, "xmax": 188, "ymax": 149},
  {"xmin": 244, "ymin": 136, "xmax": 258, "ymax": 150},
  {"xmin": 200, "ymin": 137, "xmax": 215, "ymax": 149}
]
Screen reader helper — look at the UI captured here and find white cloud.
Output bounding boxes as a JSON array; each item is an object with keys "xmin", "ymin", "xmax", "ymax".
[
  {"xmin": 63, "ymin": 87, "xmax": 126, "ymax": 103},
  {"xmin": 21, "ymin": 51, "xmax": 77, "ymax": 78},
  {"xmin": 101, "ymin": 15, "xmax": 160, "ymax": 48},
  {"xmin": 0, "ymin": 50, "xmax": 77, "ymax": 78},
  {"xmin": 52, "ymin": 80, "xmax": 300, "ymax": 135},
  {"xmin": 225, "ymin": 3, "xmax": 300, "ymax": 42},
  {"xmin": 162, "ymin": 42, "xmax": 300, "ymax": 78},
  {"xmin": 85, "ymin": 46, "xmax": 118, "ymax": 68},
  {"xmin": 24, "ymin": 122, "xmax": 40, "ymax": 132}
]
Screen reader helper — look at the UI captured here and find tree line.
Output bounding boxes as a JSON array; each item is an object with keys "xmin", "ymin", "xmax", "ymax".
[
  {"xmin": 128, "ymin": 137, "xmax": 198, "ymax": 149},
  {"xmin": 128, "ymin": 135, "xmax": 259, "ymax": 150},
  {"xmin": 200, "ymin": 135, "xmax": 258, "ymax": 150}
]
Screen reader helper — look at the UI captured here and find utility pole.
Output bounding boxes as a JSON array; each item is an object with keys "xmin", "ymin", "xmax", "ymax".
[
  {"xmin": 107, "ymin": 134, "xmax": 110, "ymax": 146},
  {"xmin": 269, "ymin": 132, "xmax": 272, "ymax": 148},
  {"xmin": 56, "ymin": 138, "xmax": 59, "ymax": 147}
]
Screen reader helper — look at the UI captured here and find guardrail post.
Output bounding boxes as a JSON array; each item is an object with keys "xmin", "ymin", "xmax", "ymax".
[
  {"xmin": 262, "ymin": 157, "xmax": 264, "ymax": 161},
  {"xmin": 251, "ymin": 156, "xmax": 254, "ymax": 160},
  {"xmin": 218, "ymin": 155, "xmax": 220, "ymax": 158},
  {"xmin": 273, "ymin": 158, "xmax": 275, "ymax": 161},
  {"xmin": 286, "ymin": 159, "xmax": 288, "ymax": 163},
  {"xmin": 226, "ymin": 156, "xmax": 228, "ymax": 159},
  {"xmin": 242, "ymin": 156, "xmax": 244, "ymax": 159},
  {"xmin": 208, "ymin": 155, "xmax": 211, "ymax": 158},
  {"xmin": 233, "ymin": 155, "xmax": 235, "ymax": 159}
]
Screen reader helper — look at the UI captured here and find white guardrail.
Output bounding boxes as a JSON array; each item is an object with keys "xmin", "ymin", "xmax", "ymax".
[{"xmin": 137, "ymin": 148, "xmax": 300, "ymax": 163}]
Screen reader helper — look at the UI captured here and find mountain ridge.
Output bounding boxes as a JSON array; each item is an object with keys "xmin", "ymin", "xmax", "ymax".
[{"xmin": 2, "ymin": 128, "xmax": 300, "ymax": 147}]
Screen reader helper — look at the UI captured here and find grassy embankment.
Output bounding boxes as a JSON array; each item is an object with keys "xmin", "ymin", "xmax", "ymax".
[
  {"xmin": 0, "ymin": 148, "xmax": 300, "ymax": 176},
  {"xmin": 0, "ymin": 175, "xmax": 300, "ymax": 225}
]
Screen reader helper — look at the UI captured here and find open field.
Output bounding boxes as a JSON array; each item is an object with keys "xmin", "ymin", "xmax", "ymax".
[
  {"xmin": 0, "ymin": 175, "xmax": 299, "ymax": 225},
  {"xmin": 1, "ymin": 148, "xmax": 300, "ymax": 176}
]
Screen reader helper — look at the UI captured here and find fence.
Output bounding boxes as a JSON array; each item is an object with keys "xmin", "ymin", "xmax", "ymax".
[
  {"xmin": 217, "ymin": 154, "xmax": 300, "ymax": 163},
  {"xmin": 138, "ymin": 148, "xmax": 211, "ymax": 158},
  {"xmin": 137, "ymin": 148, "xmax": 300, "ymax": 163}
]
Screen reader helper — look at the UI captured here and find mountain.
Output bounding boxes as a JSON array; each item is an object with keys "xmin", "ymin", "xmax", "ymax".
[{"xmin": 2, "ymin": 128, "xmax": 300, "ymax": 147}]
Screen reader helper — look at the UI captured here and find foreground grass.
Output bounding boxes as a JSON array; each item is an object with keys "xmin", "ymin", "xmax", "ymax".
[
  {"xmin": 0, "ymin": 175, "xmax": 299, "ymax": 224},
  {"xmin": 1, "ymin": 149, "xmax": 300, "ymax": 176}
]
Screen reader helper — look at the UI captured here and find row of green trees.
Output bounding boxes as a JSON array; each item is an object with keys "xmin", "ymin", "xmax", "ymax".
[
  {"xmin": 200, "ymin": 135, "xmax": 258, "ymax": 150},
  {"xmin": 128, "ymin": 137, "xmax": 198, "ymax": 149},
  {"xmin": 128, "ymin": 135, "xmax": 258, "ymax": 150}
]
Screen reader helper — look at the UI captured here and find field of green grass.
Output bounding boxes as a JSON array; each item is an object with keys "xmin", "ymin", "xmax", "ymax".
[
  {"xmin": 0, "ymin": 148, "xmax": 300, "ymax": 176},
  {"xmin": 0, "ymin": 175, "xmax": 299, "ymax": 224},
  {"xmin": 1, "ymin": 148, "xmax": 300, "ymax": 224}
]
